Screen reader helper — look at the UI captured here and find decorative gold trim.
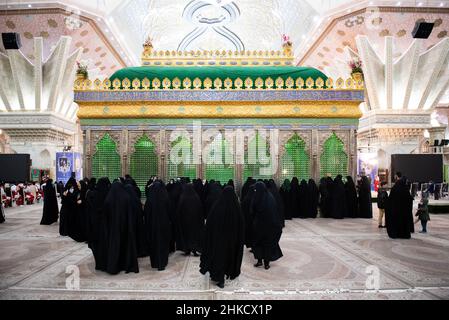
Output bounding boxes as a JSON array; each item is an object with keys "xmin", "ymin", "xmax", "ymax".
[{"xmin": 77, "ymin": 100, "xmax": 362, "ymax": 119}]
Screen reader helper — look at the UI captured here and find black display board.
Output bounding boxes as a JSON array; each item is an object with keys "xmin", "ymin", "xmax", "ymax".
[
  {"xmin": 391, "ymin": 154, "xmax": 443, "ymax": 183},
  {"xmin": 0, "ymin": 154, "xmax": 31, "ymax": 183}
]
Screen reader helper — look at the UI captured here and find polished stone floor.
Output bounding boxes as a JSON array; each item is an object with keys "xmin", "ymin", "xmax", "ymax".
[{"xmin": 1, "ymin": 203, "xmax": 449, "ymax": 300}]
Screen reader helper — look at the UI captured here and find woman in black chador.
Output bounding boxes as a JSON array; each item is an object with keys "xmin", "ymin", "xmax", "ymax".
[
  {"xmin": 330, "ymin": 175, "xmax": 347, "ymax": 219},
  {"xmin": 279, "ymin": 179, "xmax": 292, "ymax": 220},
  {"xmin": 176, "ymin": 183, "xmax": 204, "ymax": 256},
  {"xmin": 69, "ymin": 180, "xmax": 88, "ymax": 242},
  {"xmin": 124, "ymin": 182, "xmax": 147, "ymax": 258},
  {"xmin": 204, "ymin": 181, "xmax": 222, "ymax": 219},
  {"xmin": 251, "ymin": 181, "xmax": 283, "ymax": 270},
  {"xmin": 40, "ymin": 178, "xmax": 59, "ymax": 225},
  {"xmin": 385, "ymin": 177, "xmax": 414, "ymax": 239},
  {"xmin": 200, "ymin": 186, "xmax": 244, "ymax": 288},
  {"xmin": 358, "ymin": 176, "xmax": 373, "ymax": 218},
  {"xmin": 241, "ymin": 183, "xmax": 256, "ymax": 249},
  {"xmin": 318, "ymin": 178, "xmax": 329, "ymax": 218},
  {"xmin": 289, "ymin": 177, "xmax": 301, "ymax": 218},
  {"xmin": 241, "ymin": 177, "xmax": 256, "ymax": 201},
  {"xmin": 144, "ymin": 181, "xmax": 171, "ymax": 271},
  {"xmin": 267, "ymin": 179, "xmax": 284, "ymax": 228},
  {"xmin": 86, "ymin": 177, "xmax": 110, "ymax": 270},
  {"xmin": 344, "ymin": 176, "xmax": 358, "ymax": 218},
  {"xmin": 308, "ymin": 179, "xmax": 319, "ymax": 218},
  {"xmin": 100, "ymin": 182, "xmax": 139, "ymax": 274},
  {"xmin": 59, "ymin": 178, "xmax": 79, "ymax": 236},
  {"xmin": 298, "ymin": 179, "xmax": 310, "ymax": 219}
]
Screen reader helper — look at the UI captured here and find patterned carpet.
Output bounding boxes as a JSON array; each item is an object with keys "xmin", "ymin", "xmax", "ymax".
[{"xmin": 1, "ymin": 203, "xmax": 448, "ymax": 300}]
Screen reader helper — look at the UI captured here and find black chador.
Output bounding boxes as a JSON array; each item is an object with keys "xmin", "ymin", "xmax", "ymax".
[
  {"xmin": 241, "ymin": 183, "xmax": 256, "ymax": 249},
  {"xmin": 251, "ymin": 182, "xmax": 283, "ymax": 269},
  {"xmin": 298, "ymin": 179, "xmax": 309, "ymax": 219},
  {"xmin": 59, "ymin": 178, "xmax": 79, "ymax": 236},
  {"xmin": 289, "ymin": 177, "xmax": 301, "ymax": 218},
  {"xmin": 330, "ymin": 175, "xmax": 347, "ymax": 219},
  {"xmin": 358, "ymin": 176, "xmax": 373, "ymax": 218},
  {"xmin": 344, "ymin": 176, "xmax": 358, "ymax": 218},
  {"xmin": 40, "ymin": 179, "xmax": 59, "ymax": 225},
  {"xmin": 200, "ymin": 186, "xmax": 244, "ymax": 288},
  {"xmin": 124, "ymin": 183, "xmax": 147, "ymax": 258},
  {"xmin": 176, "ymin": 184, "xmax": 204, "ymax": 255},
  {"xmin": 386, "ymin": 177, "xmax": 414, "ymax": 239},
  {"xmin": 204, "ymin": 182, "xmax": 222, "ymax": 219},
  {"xmin": 308, "ymin": 179, "xmax": 319, "ymax": 218},
  {"xmin": 144, "ymin": 181, "xmax": 171, "ymax": 271},
  {"xmin": 167, "ymin": 180, "xmax": 182, "ymax": 253},
  {"xmin": 101, "ymin": 182, "xmax": 139, "ymax": 275},
  {"xmin": 267, "ymin": 179, "xmax": 285, "ymax": 228},
  {"xmin": 279, "ymin": 179, "xmax": 292, "ymax": 220},
  {"xmin": 69, "ymin": 180, "xmax": 88, "ymax": 242},
  {"xmin": 86, "ymin": 177, "xmax": 111, "ymax": 271},
  {"xmin": 241, "ymin": 177, "xmax": 256, "ymax": 201}
]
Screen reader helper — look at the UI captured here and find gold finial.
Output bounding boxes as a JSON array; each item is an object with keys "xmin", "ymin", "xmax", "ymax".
[
  {"xmin": 143, "ymin": 36, "xmax": 153, "ymax": 56},
  {"xmin": 282, "ymin": 34, "xmax": 293, "ymax": 57}
]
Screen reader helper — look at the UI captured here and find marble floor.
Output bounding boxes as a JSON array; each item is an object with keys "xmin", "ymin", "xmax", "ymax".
[{"xmin": 1, "ymin": 203, "xmax": 449, "ymax": 300}]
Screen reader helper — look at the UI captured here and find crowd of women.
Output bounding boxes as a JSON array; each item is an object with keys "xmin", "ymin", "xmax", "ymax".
[{"xmin": 37, "ymin": 172, "xmax": 417, "ymax": 287}]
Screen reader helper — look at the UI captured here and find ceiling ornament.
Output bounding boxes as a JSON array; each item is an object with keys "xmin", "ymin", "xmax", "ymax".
[{"xmin": 178, "ymin": 0, "xmax": 245, "ymax": 52}]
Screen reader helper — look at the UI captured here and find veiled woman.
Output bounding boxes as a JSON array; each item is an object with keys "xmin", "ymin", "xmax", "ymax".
[
  {"xmin": 204, "ymin": 181, "xmax": 222, "ymax": 219},
  {"xmin": 298, "ymin": 179, "xmax": 310, "ymax": 219},
  {"xmin": 279, "ymin": 179, "xmax": 292, "ymax": 220},
  {"xmin": 40, "ymin": 178, "xmax": 59, "ymax": 225},
  {"xmin": 200, "ymin": 186, "xmax": 244, "ymax": 288},
  {"xmin": 176, "ymin": 184, "xmax": 204, "ymax": 256},
  {"xmin": 101, "ymin": 182, "xmax": 139, "ymax": 274},
  {"xmin": 59, "ymin": 178, "xmax": 79, "ymax": 237},
  {"xmin": 241, "ymin": 183, "xmax": 256, "ymax": 249},
  {"xmin": 86, "ymin": 177, "xmax": 111, "ymax": 271},
  {"xmin": 267, "ymin": 179, "xmax": 284, "ymax": 228},
  {"xmin": 124, "ymin": 182, "xmax": 147, "ymax": 258},
  {"xmin": 289, "ymin": 177, "xmax": 301, "ymax": 218},
  {"xmin": 144, "ymin": 181, "xmax": 171, "ymax": 271},
  {"xmin": 344, "ymin": 176, "xmax": 358, "ymax": 218},
  {"xmin": 251, "ymin": 181, "xmax": 283, "ymax": 270},
  {"xmin": 330, "ymin": 175, "xmax": 347, "ymax": 219},
  {"xmin": 358, "ymin": 176, "xmax": 373, "ymax": 218},
  {"xmin": 308, "ymin": 179, "xmax": 319, "ymax": 218},
  {"xmin": 69, "ymin": 180, "xmax": 88, "ymax": 242},
  {"xmin": 385, "ymin": 177, "xmax": 414, "ymax": 239}
]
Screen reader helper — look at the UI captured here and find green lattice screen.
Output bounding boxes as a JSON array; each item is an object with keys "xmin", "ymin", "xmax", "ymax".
[
  {"xmin": 92, "ymin": 134, "xmax": 121, "ymax": 181},
  {"xmin": 205, "ymin": 135, "xmax": 234, "ymax": 183},
  {"xmin": 320, "ymin": 133, "xmax": 348, "ymax": 177},
  {"xmin": 168, "ymin": 136, "xmax": 197, "ymax": 179},
  {"xmin": 281, "ymin": 134, "xmax": 310, "ymax": 181},
  {"xmin": 130, "ymin": 135, "xmax": 158, "ymax": 193},
  {"xmin": 243, "ymin": 133, "xmax": 274, "ymax": 180}
]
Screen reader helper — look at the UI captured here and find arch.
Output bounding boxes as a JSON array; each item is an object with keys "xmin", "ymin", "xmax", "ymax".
[
  {"xmin": 168, "ymin": 136, "xmax": 197, "ymax": 180},
  {"xmin": 320, "ymin": 133, "xmax": 348, "ymax": 177},
  {"xmin": 204, "ymin": 134, "xmax": 234, "ymax": 183},
  {"xmin": 243, "ymin": 133, "xmax": 273, "ymax": 180},
  {"xmin": 92, "ymin": 134, "xmax": 121, "ymax": 181},
  {"xmin": 129, "ymin": 135, "xmax": 158, "ymax": 193},
  {"xmin": 39, "ymin": 149, "xmax": 52, "ymax": 169},
  {"xmin": 280, "ymin": 133, "xmax": 310, "ymax": 181}
]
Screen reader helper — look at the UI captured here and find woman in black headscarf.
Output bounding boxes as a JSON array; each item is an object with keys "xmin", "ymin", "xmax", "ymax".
[
  {"xmin": 40, "ymin": 178, "xmax": 59, "ymax": 225},
  {"xmin": 358, "ymin": 176, "xmax": 373, "ymax": 218},
  {"xmin": 344, "ymin": 176, "xmax": 358, "ymax": 218},
  {"xmin": 267, "ymin": 179, "xmax": 284, "ymax": 228},
  {"xmin": 385, "ymin": 177, "xmax": 414, "ymax": 239},
  {"xmin": 176, "ymin": 183, "xmax": 204, "ymax": 256},
  {"xmin": 168, "ymin": 180, "xmax": 182, "ymax": 253},
  {"xmin": 241, "ymin": 183, "xmax": 256, "ymax": 249},
  {"xmin": 298, "ymin": 179, "xmax": 309, "ymax": 219},
  {"xmin": 204, "ymin": 181, "xmax": 222, "ymax": 219},
  {"xmin": 100, "ymin": 181, "xmax": 139, "ymax": 274},
  {"xmin": 241, "ymin": 177, "xmax": 256, "ymax": 202},
  {"xmin": 144, "ymin": 181, "xmax": 171, "ymax": 271},
  {"xmin": 308, "ymin": 179, "xmax": 319, "ymax": 218},
  {"xmin": 289, "ymin": 177, "xmax": 301, "ymax": 218},
  {"xmin": 86, "ymin": 177, "xmax": 111, "ymax": 271},
  {"xmin": 69, "ymin": 180, "xmax": 88, "ymax": 242},
  {"xmin": 59, "ymin": 178, "xmax": 78, "ymax": 236},
  {"xmin": 200, "ymin": 186, "xmax": 244, "ymax": 288},
  {"xmin": 251, "ymin": 181, "xmax": 283, "ymax": 270},
  {"xmin": 318, "ymin": 178, "xmax": 328, "ymax": 218},
  {"xmin": 124, "ymin": 182, "xmax": 147, "ymax": 258},
  {"xmin": 279, "ymin": 179, "xmax": 292, "ymax": 220},
  {"xmin": 330, "ymin": 175, "xmax": 347, "ymax": 219}
]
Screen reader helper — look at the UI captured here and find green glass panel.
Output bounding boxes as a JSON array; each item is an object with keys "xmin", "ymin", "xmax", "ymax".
[
  {"xmin": 204, "ymin": 135, "xmax": 234, "ymax": 183},
  {"xmin": 92, "ymin": 134, "xmax": 121, "ymax": 181},
  {"xmin": 281, "ymin": 134, "xmax": 310, "ymax": 181},
  {"xmin": 168, "ymin": 136, "xmax": 197, "ymax": 180},
  {"xmin": 130, "ymin": 135, "xmax": 158, "ymax": 193},
  {"xmin": 243, "ymin": 133, "xmax": 273, "ymax": 180},
  {"xmin": 320, "ymin": 133, "xmax": 348, "ymax": 178}
]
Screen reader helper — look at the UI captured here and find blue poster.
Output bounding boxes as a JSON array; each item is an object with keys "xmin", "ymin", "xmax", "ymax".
[
  {"xmin": 56, "ymin": 152, "xmax": 74, "ymax": 184},
  {"xmin": 74, "ymin": 152, "xmax": 83, "ymax": 181}
]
